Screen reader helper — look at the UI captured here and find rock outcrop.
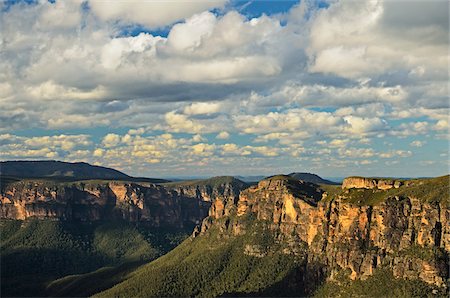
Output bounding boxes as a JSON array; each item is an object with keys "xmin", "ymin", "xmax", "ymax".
[
  {"xmin": 199, "ymin": 175, "xmax": 450, "ymax": 289},
  {"xmin": 0, "ymin": 176, "xmax": 249, "ymax": 228},
  {"xmin": 0, "ymin": 180, "xmax": 211, "ymax": 227},
  {"xmin": 342, "ymin": 176, "xmax": 407, "ymax": 190},
  {"xmin": 166, "ymin": 176, "xmax": 247, "ymax": 219}
]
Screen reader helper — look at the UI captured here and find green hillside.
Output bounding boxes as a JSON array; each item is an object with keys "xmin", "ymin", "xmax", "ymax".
[
  {"xmin": 95, "ymin": 216, "xmax": 310, "ymax": 298},
  {"xmin": 314, "ymin": 268, "xmax": 447, "ymax": 298},
  {"xmin": 0, "ymin": 219, "xmax": 190, "ymax": 297}
]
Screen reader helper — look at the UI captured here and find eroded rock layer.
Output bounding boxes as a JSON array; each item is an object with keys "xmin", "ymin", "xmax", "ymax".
[
  {"xmin": 342, "ymin": 176, "xmax": 408, "ymax": 190},
  {"xmin": 0, "ymin": 180, "xmax": 214, "ymax": 227},
  {"xmin": 199, "ymin": 175, "xmax": 450, "ymax": 288}
]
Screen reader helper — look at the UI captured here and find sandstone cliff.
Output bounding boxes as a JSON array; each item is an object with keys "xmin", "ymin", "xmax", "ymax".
[
  {"xmin": 198, "ymin": 175, "xmax": 450, "ymax": 289},
  {"xmin": 342, "ymin": 176, "xmax": 410, "ymax": 190},
  {"xmin": 0, "ymin": 180, "xmax": 210, "ymax": 227},
  {"xmin": 165, "ymin": 176, "xmax": 247, "ymax": 219},
  {"xmin": 0, "ymin": 176, "xmax": 249, "ymax": 228}
]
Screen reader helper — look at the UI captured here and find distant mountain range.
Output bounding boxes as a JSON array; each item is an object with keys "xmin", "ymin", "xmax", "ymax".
[
  {"xmin": 237, "ymin": 173, "xmax": 339, "ymax": 184},
  {"xmin": 0, "ymin": 160, "xmax": 169, "ymax": 183},
  {"xmin": 0, "ymin": 161, "xmax": 340, "ymax": 186},
  {"xmin": 288, "ymin": 172, "xmax": 339, "ymax": 185}
]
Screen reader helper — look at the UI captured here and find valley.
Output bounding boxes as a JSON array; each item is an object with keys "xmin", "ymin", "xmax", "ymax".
[{"xmin": 0, "ymin": 161, "xmax": 448, "ymax": 297}]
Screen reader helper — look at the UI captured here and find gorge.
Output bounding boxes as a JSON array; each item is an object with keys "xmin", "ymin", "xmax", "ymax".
[{"xmin": 0, "ymin": 162, "xmax": 448, "ymax": 297}]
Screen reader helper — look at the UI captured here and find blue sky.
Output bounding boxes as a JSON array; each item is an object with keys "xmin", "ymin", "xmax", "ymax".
[{"xmin": 0, "ymin": 0, "xmax": 448, "ymax": 178}]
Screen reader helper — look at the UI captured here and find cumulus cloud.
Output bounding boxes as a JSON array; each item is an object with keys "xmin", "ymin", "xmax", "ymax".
[
  {"xmin": 234, "ymin": 109, "xmax": 344, "ymax": 134},
  {"xmin": 165, "ymin": 112, "xmax": 204, "ymax": 133},
  {"xmin": 379, "ymin": 150, "xmax": 412, "ymax": 159},
  {"xmin": 184, "ymin": 102, "xmax": 222, "ymax": 115},
  {"xmin": 102, "ymin": 133, "xmax": 121, "ymax": 148},
  {"xmin": 0, "ymin": 134, "xmax": 92, "ymax": 160},
  {"xmin": 307, "ymin": 0, "xmax": 448, "ymax": 81},
  {"xmin": 191, "ymin": 143, "xmax": 216, "ymax": 157},
  {"xmin": 88, "ymin": 0, "xmax": 226, "ymax": 28},
  {"xmin": 343, "ymin": 116, "xmax": 388, "ymax": 135},
  {"xmin": 0, "ymin": 0, "xmax": 447, "ymax": 176},
  {"xmin": 410, "ymin": 140, "xmax": 425, "ymax": 148},
  {"xmin": 216, "ymin": 131, "xmax": 230, "ymax": 140}
]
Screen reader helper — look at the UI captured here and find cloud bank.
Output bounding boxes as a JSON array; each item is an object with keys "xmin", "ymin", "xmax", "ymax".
[{"xmin": 0, "ymin": 0, "xmax": 448, "ymax": 177}]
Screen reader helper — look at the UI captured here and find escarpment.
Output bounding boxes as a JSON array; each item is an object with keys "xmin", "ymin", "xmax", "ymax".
[
  {"xmin": 198, "ymin": 175, "xmax": 450, "ymax": 289},
  {"xmin": 165, "ymin": 176, "xmax": 247, "ymax": 219},
  {"xmin": 0, "ymin": 180, "xmax": 211, "ymax": 227},
  {"xmin": 166, "ymin": 176, "xmax": 246, "ymax": 201},
  {"xmin": 342, "ymin": 176, "xmax": 409, "ymax": 190},
  {"xmin": 0, "ymin": 176, "xmax": 249, "ymax": 228}
]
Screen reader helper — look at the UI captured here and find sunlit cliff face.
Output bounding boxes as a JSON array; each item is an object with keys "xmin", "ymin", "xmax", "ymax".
[{"xmin": 199, "ymin": 175, "xmax": 450, "ymax": 287}]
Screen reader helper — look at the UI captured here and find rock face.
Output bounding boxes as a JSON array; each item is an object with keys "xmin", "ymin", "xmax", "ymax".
[
  {"xmin": 0, "ymin": 177, "xmax": 248, "ymax": 228},
  {"xmin": 167, "ymin": 176, "xmax": 247, "ymax": 219},
  {"xmin": 0, "ymin": 180, "xmax": 211, "ymax": 227},
  {"xmin": 199, "ymin": 175, "xmax": 450, "ymax": 289},
  {"xmin": 342, "ymin": 176, "xmax": 406, "ymax": 190}
]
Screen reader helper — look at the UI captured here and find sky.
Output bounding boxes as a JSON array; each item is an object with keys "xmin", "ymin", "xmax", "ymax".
[{"xmin": 0, "ymin": 0, "xmax": 449, "ymax": 178}]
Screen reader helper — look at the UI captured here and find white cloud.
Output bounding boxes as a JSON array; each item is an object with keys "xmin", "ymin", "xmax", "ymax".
[
  {"xmin": 191, "ymin": 143, "xmax": 216, "ymax": 156},
  {"xmin": 0, "ymin": 1, "xmax": 447, "ymax": 177},
  {"xmin": 166, "ymin": 11, "xmax": 217, "ymax": 53},
  {"xmin": 184, "ymin": 102, "xmax": 222, "ymax": 115},
  {"xmin": 234, "ymin": 109, "xmax": 344, "ymax": 134},
  {"xmin": 192, "ymin": 134, "xmax": 207, "ymax": 143},
  {"xmin": 338, "ymin": 148, "xmax": 375, "ymax": 158},
  {"xmin": 410, "ymin": 140, "xmax": 425, "ymax": 148},
  {"xmin": 88, "ymin": 0, "xmax": 226, "ymax": 28},
  {"xmin": 93, "ymin": 148, "xmax": 104, "ymax": 157},
  {"xmin": 0, "ymin": 133, "xmax": 91, "ymax": 160},
  {"xmin": 27, "ymin": 81, "xmax": 109, "ymax": 101},
  {"xmin": 222, "ymin": 143, "xmax": 240, "ymax": 154},
  {"xmin": 220, "ymin": 143, "xmax": 279, "ymax": 157},
  {"xmin": 246, "ymin": 145, "xmax": 279, "ymax": 157},
  {"xmin": 434, "ymin": 119, "xmax": 448, "ymax": 131},
  {"xmin": 307, "ymin": 0, "xmax": 448, "ymax": 80},
  {"xmin": 102, "ymin": 133, "xmax": 121, "ymax": 148},
  {"xmin": 390, "ymin": 121, "xmax": 430, "ymax": 137},
  {"xmin": 380, "ymin": 150, "xmax": 412, "ymax": 159},
  {"xmin": 343, "ymin": 116, "xmax": 388, "ymax": 135},
  {"xmin": 101, "ymin": 33, "xmax": 162, "ymax": 70},
  {"xmin": 216, "ymin": 131, "xmax": 230, "ymax": 140},
  {"xmin": 36, "ymin": 0, "xmax": 82, "ymax": 30},
  {"xmin": 165, "ymin": 111, "xmax": 204, "ymax": 133},
  {"xmin": 329, "ymin": 139, "xmax": 349, "ymax": 148}
]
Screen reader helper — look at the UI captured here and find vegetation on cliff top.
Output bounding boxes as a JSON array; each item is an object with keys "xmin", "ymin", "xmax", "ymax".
[
  {"xmin": 322, "ymin": 175, "xmax": 449, "ymax": 206},
  {"xmin": 163, "ymin": 176, "xmax": 248, "ymax": 189}
]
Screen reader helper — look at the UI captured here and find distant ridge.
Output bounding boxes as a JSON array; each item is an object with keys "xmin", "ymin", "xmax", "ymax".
[
  {"xmin": 288, "ymin": 172, "xmax": 339, "ymax": 185},
  {"xmin": 235, "ymin": 175, "xmax": 266, "ymax": 183},
  {"xmin": 163, "ymin": 175, "xmax": 248, "ymax": 189},
  {"xmin": 0, "ymin": 160, "xmax": 169, "ymax": 183}
]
